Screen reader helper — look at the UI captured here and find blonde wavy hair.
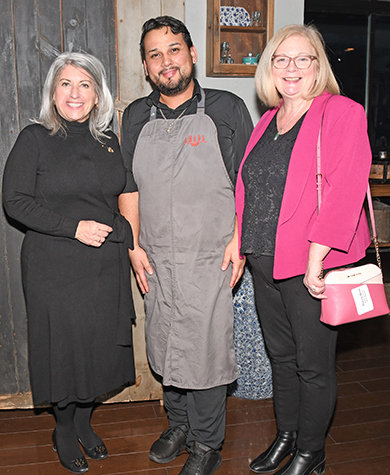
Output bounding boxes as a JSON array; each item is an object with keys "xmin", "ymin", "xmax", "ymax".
[{"xmin": 255, "ymin": 24, "xmax": 340, "ymax": 108}]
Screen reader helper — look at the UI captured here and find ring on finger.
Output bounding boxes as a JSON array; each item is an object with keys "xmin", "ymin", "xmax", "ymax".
[{"xmin": 311, "ymin": 286, "xmax": 316, "ymax": 293}]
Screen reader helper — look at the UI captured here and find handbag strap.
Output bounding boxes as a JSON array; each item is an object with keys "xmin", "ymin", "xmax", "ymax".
[
  {"xmin": 366, "ymin": 185, "xmax": 382, "ymax": 269},
  {"xmin": 316, "ymin": 122, "xmax": 382, "ymax": 269},
  {"xmin": 316, "ymin": 128, "xmax": 323, "ymax": 213}
]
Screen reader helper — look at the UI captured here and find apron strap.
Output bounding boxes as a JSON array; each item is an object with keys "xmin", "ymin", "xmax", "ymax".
[
  {"xmin": 197, "ymin": 87, "xmax": 205, "ymax": 115},
  {"xmin": 149, "ymin": 87, "xmax": 206, "ymax": 121},
  {"xmin": 150, "ymin": 105, "xmax": 157, "ymax": 121}
]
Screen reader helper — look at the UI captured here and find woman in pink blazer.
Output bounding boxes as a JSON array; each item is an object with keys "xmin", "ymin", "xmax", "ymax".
[{"xmin": 236, "ymin": 25, "xmax": 371, "ymax": 475}]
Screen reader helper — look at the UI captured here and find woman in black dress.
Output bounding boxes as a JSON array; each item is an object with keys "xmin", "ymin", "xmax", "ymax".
[{"xmin": 2, "ymin": 52, "xmax": 136, "ymax": 473}]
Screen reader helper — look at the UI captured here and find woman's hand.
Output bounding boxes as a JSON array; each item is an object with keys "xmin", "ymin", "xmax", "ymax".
[
  {"xmin": 75, "ymin": 220, "xmax": 113, "ymax": 247},
  {"xmin": 303, "ymin": 242, "xmax": 331, "ymax": 299}
]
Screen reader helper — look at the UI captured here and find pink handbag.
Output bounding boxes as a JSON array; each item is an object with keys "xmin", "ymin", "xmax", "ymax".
[{"xmin": 316, "ymin": 122, "xmax": 389, "ymax": 325}]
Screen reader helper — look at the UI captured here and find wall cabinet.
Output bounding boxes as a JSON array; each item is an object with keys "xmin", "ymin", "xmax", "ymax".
[{"xmin": 206, "ymin": 0, "xmax": 274, "ymax": 77}]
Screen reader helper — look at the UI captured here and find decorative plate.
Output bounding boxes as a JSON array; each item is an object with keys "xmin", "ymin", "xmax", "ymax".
[{"xmin": 220, "ymin": 6, "xmax": 250, "ymax": 27}]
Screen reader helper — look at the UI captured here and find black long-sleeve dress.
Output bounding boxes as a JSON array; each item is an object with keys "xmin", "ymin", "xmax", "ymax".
[{"xmin": 2, "ymin": 120, "xmax": 136, "ymax": 407}]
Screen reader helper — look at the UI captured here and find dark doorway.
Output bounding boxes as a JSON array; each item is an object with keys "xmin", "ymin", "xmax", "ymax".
[{"xmin": 305, "ymin": 1, "xmax": 390, "ymax": 157}]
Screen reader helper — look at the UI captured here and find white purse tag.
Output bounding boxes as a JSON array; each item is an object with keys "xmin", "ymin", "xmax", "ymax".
[{"xmin": 351, "ymin": 284, "xmax": 374, "ymax": 315}]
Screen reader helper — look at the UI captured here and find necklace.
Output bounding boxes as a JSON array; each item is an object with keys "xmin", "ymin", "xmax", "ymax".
[
  {"xmin": 274, "ymin": 103, "xmax": 305, "ymax": 141},
  {"xmin": 159, "ymin": 107, "xmax": 188, "ymax": 133}
]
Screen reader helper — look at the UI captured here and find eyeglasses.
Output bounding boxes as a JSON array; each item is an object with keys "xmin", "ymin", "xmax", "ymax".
[{"xmin": 272, "ymin": 55, "xmax": 317, "ymax": 70}]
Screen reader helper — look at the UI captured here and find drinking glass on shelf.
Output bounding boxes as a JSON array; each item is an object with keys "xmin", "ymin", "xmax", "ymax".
[
  {"xmin": 220, "ymin": 41, "xmax": 232, "ymax": 63},
  {"xmin": 251, "ymin": 11, "xmax": 261, "ymax": 27}
]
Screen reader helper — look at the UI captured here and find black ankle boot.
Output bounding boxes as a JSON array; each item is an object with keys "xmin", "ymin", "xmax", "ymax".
[
  {"xmin": 273, "ymin": 448, "xmax": 326, "ymax": 475},
  {"xmin": 249, "ymin": 431, "xmax": 297, "ymax": 473}
]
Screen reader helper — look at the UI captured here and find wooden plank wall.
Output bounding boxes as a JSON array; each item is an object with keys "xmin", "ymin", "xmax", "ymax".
[
  {"xmin": 116, "ymin": 0, "xmax": 185, "ymax": 106},
  {"xmin": 0, "ymin": 0, "xmax": 117, "ymax": 408}
]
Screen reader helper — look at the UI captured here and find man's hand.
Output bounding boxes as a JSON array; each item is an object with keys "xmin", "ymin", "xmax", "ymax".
[
  {"xmin": 129, "ymin": 245, "xmax": 153, "ymax": 294},
  {"xmin": 119, "ymin": 192, "xmax": 153, "ymax": 293},
  {"xmin": 221, "ymin": 236, "xmax": 245, "ymax": 288}
]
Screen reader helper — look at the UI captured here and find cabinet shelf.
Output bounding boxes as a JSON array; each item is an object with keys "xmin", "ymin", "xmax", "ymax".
[
  {"xmin": 221, "ymin": 26, "xmax": 266, "ymax": 33},
  {"xmin": 206, "ymin": 0, "xmax": 274, "ymax": 77},
  {"xmin": 209, "ymin": 63, "xmax": 258, "ymax": 77}
]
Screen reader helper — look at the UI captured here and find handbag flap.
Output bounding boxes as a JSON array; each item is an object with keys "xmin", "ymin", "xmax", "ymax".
[{"xmin": 324, "ymin": 263, "xmax": 383, "ymax": 285}]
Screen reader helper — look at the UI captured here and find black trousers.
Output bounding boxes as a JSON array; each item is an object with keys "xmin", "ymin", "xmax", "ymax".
[
  {"xmin": 248, "ymin": 255, "xmax": 338, "ymax": 451},
  {"xmin": 163, "ymin": 384, "xmax": 227, "ymax": 451}
]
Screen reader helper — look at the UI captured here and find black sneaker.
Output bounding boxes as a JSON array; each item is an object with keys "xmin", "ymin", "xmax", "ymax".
[
  {"xmin": 149, "ymin": 425, "xmax": 188, "ymax": 463},
  {"xmin": 179, "ymin": 441, "xmax": 222, "ymax": 475}
]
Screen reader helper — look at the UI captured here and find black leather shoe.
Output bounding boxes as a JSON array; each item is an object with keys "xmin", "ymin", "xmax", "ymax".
[
  {"xmin": 273, "ymin": 449, "xmax": 326, "ymax": 475},
  {"xmin": 52, "ymin": 430, "xmax": 89, "ymax": 473},
  {"xmin": 179, "ymin": 441, "xmax": 222, "ymax": 475},
  {"xmin": 78, "ymin": 437, "xmax": 108, "ymax": 460},
  {"xmin": 149, "ymin": 424, "xmax": 188, "ymax": 463},
  {"xmin": 250, "ymin": 431, "xmax": 297, "ymax": 473}
]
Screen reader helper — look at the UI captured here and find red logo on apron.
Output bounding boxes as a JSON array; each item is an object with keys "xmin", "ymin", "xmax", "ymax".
[{"xmin": 183, "ymin": 134, "xmax": 207, "ymax": 147}]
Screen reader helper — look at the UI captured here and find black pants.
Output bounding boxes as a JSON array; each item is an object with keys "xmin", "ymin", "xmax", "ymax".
[
  {"xmin": 163, "ymin": 385, "xmax": 227, "ymax": 451},
  {"xmin": 248, "ymin": 255, "xmax": 338, "ymax": 451}
]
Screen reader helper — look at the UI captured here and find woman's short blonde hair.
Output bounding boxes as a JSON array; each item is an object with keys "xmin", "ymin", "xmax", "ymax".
[{"xmin": 255, "ymin": 24, "xmax": 340, "ymax": 108}]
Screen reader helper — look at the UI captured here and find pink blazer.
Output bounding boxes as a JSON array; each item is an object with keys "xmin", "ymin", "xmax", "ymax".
[{"xmin": 236, "ymin": 92, "xmax": 372, "ymax": 280}]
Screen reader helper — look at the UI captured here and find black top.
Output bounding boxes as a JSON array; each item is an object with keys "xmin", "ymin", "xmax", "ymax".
[
  {"xmin": 241, "ymin": 113, "xmax": 306, "ymax": 257},
  {"xmin": 121, "ymin": 79, "xmax": 254, "ymax": 191},
  {"xmin": 3, "ymin": 121, "xmax": 132, "ymax": 244}
]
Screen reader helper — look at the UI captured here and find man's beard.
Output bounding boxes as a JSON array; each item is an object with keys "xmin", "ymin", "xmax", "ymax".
[{"xmin": 151, "ymin": 66, "xmax": 194, "ymax": 97}]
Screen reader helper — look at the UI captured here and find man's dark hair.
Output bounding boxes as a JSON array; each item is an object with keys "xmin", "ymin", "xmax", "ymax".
[{"xmin": 140, "ymin": 16, "xmax": 194, "ymax": 61}]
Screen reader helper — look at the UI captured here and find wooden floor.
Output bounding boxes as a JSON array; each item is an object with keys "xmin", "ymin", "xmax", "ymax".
[
  {"xmin": 0, "ymin": 312, "xmax": 389, "ymax": 475},
  {"xmin": 1, "ymin": 250, "xmax": 390, "ymax": 474}
]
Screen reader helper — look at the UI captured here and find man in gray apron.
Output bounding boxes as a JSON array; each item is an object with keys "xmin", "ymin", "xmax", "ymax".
[{"xmin": 119, "ymin": 16, "xmax": 253, "ymax": 475}]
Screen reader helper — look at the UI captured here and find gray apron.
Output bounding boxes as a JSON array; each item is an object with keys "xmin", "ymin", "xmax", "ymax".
[{"xmin": 133, "ymin": 89, "xmax": 238, "ymax": 389}]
